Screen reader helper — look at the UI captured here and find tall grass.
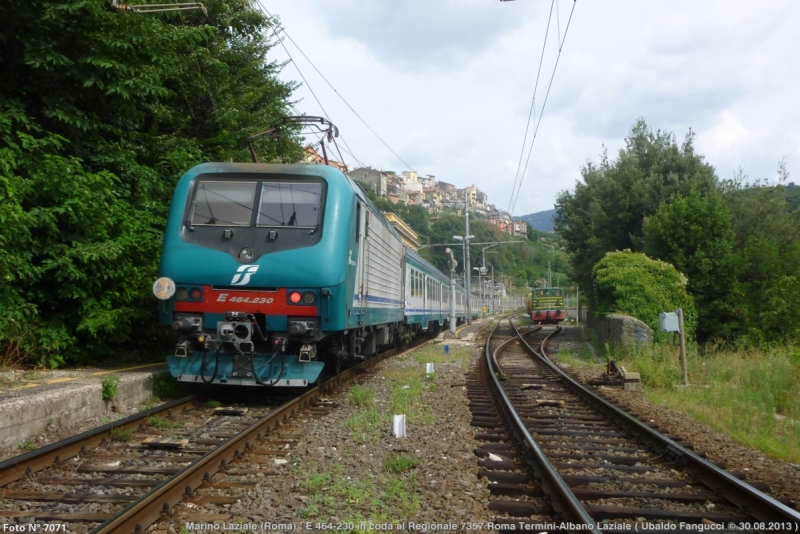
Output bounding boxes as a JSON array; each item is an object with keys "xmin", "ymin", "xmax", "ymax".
[
  {"xmin": 411, "ymin": 343, "xmax": 473, "ymax": 366},
  {"xmin": 607, "ymin": 343, "xmax": 800, "ymax": 463}
]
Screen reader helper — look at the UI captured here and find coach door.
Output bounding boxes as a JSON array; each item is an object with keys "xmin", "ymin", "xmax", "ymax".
[{"xmin": 356, "ymin": 201, "xmax": 370, "ymax": 319}]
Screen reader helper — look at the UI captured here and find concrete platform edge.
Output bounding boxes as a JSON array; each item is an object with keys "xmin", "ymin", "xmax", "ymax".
[{"xmin": 0, "ymin": 370, "xmax": 167, "ymax": 449}]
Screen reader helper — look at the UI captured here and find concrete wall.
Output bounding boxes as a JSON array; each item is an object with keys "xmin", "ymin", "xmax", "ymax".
[{"xmin": 0, "ymin": 371, "xmax": 165, "ymax": 449}]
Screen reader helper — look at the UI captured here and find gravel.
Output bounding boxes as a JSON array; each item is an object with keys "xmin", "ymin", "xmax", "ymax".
[
  {"xmin": 3, "ymin": 326, "xmax": 798, "ymax": 531},
  {"xmin": 156, "ymin": 339, "xmax": 496, "ymax": 531}
]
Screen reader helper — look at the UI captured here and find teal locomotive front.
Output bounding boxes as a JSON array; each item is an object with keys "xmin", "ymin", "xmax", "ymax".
[{"xmin": 154, "ymin": 163, "xmax": 404, "ymax": 386}]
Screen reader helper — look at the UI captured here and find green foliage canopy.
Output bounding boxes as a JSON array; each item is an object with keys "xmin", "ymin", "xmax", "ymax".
[
  {"xmin": 0, "ymin": 0, "xmax": 298, "ymax": 366},
  {"xmin": 592, "ymin": 251, "xmax": 696, "ymax": 342},
  {"xmin": 554, "ymin": 119, "xmax": 717, "ymax": 297},
  {"xmin": 643, "ymin": 189, "xmax": 737, "ymax": 342},
  {"xmin": 556, "ymin": 119, "xmax": 800, "ymax": 345},
  {"xmin": 720, "ymin": 170, "xmax": 800, "ymax": 344}
]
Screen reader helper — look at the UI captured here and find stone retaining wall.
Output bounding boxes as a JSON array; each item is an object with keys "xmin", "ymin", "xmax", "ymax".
[{"xmin": 589, "ymin": 314, "xmax": 653, "ymax": 347}]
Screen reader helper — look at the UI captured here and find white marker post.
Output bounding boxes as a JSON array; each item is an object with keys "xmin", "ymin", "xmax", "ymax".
[{"xmin": 392, "ymin": 414, "xmax": 406, "ymax": 438}]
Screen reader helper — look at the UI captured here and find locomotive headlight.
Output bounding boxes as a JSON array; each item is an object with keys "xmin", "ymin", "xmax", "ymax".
[
  {"xmin": 239, "ymin": 247, "xmax": 255, "ymax": 262},
  {"xmin": 153, "ymin": 277, "xmax": 176, "ymax": 300}
]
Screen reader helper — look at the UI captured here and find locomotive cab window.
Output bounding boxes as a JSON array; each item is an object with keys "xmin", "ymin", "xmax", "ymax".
[
  {"xmin": 257, "ymin": 182, "xmax": 323, "ymax": 228},
  {"xmin": 190, "ymin": 181, "xmax": 257, "ymax": 226}
]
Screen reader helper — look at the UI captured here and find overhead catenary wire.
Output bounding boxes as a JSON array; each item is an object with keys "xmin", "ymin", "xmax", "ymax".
[
  {"xmin": 287, "ymin": 103, "xmax": 365, "ymax": 169},
  {"xmin": 509, "ymin": 0, "xmax": 577, "ymax": 217},
  {"xmin": 256, "ymin": 2, "xmax": 363, "ymax": 168},
  {"xmin": 258, "ymin": 3, "xmax": 415, "ymax": 173},
  {"xmin": 506, "ymin": 0, "xmax": 555, "ymax": 217}
]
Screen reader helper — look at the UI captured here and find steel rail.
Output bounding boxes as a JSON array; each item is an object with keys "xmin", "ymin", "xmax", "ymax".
[
  {"xmin": 485, "ymin": 320, "xmax": 602, "ymax": 533},
  {"xmin": 92, "ymin": 340, "xmax": 420, "ymax": 533},
  {"xmin": 511, "ymin": 321, "xmax": 800, "ymax": 525},
  {"xmin": 0, "ymin": 393, "xmax": 207, "ymax": 487}
]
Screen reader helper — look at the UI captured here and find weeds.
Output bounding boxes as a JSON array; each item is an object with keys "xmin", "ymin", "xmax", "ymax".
[
  {"xmin": 382, "ymin": 453, "xmax": 416, "ymax": 473},
  {"xmin": 347, "ymin": 384, "xmax": 373, "ymax": 408},
  {"xmin": 139, "ymin": 396, "xmax": 161, "ymax": 412},
  {"xmin": 347, "ymin": 406, "xmax": 383, "ymax": 444},
  {"xmin": 146, "ymin": 416, "xmax": 183, "ymax": 429},
  {"xmin": 564, "ymin": 339, "xmax": 800, "ymax": 463},
  {"xmin": 411, "ymin": 343, "xmax": 472, "ymax": 366},
  {"xmin": 206, "ymin": 399, "xmax": 222, "ymax": 408},
  {"xmin": 101, "ymin": 375, "xmax": 121, "ymax": 401},
  {"xmin": 303, "ymin": 470, "xmax": 331, "ymax": 494},
  {"xmin": 110, "ymin": 427, "xmax": 133, "ymax": 442},
  {"xmin": 17, "ymin": 440, "xmax": 37, "ymax": 452}
]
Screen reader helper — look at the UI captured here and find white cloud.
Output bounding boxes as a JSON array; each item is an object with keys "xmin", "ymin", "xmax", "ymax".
[{"xmin": 265, "ymin": 0, "xmax": 800, "ymax": 215}]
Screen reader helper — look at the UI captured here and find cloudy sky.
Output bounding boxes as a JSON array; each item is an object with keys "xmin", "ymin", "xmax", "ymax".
[{"xmin": 263, "ymin": 0, "xmax": 800, "ymax": 216}]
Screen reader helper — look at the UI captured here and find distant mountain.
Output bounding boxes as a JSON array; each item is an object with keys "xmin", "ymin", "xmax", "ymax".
[{"xmin": 516, "ymin": 208, "xmax": 556, "ymax": 232}]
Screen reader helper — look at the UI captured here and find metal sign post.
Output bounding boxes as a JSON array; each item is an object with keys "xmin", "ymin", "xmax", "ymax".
[
  {"xmin": 659, "ymin": 309, "xmax": 688, "ymax": 386},
  {"xmin": 676, "ymin": 308, "xmax": 688, "ymax": 386}
]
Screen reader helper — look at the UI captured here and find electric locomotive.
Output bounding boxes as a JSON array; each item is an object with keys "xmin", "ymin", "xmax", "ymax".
[
  {"xmin": 153, "ymin": 160, "xmax": 469, "ymax": 387},
  {"xmin": 525, "ymin": 287, "xmax": 567, "ymax": 324}
]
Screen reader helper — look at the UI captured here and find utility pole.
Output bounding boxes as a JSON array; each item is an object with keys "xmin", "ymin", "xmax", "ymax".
[
  {"xmin": 445, "ymin": 248, "xmax": 457, "ymax": 334},
  {"xmin": 491, "ymin": 265, "xmax": 495, "ymax": 314},
  {"xmin": 464, "ymin": 191, "xmax": 472, "ymax": 323},
  {"xmin": 453, "ymin": 190, "xmax": 474, "ymax": 325}
]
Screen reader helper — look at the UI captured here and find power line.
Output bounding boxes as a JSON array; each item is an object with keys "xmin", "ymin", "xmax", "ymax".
[
  {"xmin": 509, "ymin": 0, "xmax": 577, "ymax": 216},
  {"xmin": 507, "ymin": 0, "xmax": 556, "ymax": 217},
  {"xmin": 256, "ymin": 2, "xmax": 365, "ymax": 169},
  {"xmin": 259, "ymin": 4, "xmax": 415, "ymax": 172}
]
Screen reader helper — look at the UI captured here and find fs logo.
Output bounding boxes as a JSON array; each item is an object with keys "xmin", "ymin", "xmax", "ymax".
[{"xmin": 230, "ymin": 265, "xmax": 260, "ymax": 286}]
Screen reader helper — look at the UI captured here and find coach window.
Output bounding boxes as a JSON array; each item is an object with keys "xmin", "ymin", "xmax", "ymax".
[
  {"xmin": 190, "ymin": 181, "xmax": 257, "ymax": 226},
  {"xmin": 257, "ymin": 181, "xmax": 323, "ymax": 228}
]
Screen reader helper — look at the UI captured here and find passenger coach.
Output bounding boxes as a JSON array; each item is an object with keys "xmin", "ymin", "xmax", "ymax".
[{"xmin": 153, "ymin": 163, "xmax": 468, "ymax": 387}]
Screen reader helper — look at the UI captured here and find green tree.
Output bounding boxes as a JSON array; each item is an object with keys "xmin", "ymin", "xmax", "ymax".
[
  {"xmin": 592, "ymin": 251, "xmax": 696, "ymax": 342},
  {"xmin": 721, "ymin": 169, "xmax": 800, "ymax": 344},
  {"xmin": 0, "ymin": 0, "xmax": 297, "ymax": 366},
  {"xmin": 555, "ymin": 119, "xmax": 717, "ymax": 300},
  {"xmin": 643, "ymin": 189, "xmax": 737, "ymax": 342}
]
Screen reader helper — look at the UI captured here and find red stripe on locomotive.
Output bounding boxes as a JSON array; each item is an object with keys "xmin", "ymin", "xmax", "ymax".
[{"xmin": 174, "ymin": 286, "xmax": 318, "ymax": 316}]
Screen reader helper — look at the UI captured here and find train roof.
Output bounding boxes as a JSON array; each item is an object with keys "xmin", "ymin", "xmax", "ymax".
[{"xmin": 406, "ymin": 248, "xmax": 466, "ymax": 292}]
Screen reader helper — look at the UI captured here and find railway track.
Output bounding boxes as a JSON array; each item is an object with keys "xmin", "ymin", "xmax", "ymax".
[
  {"xmin": 469, "ymin": 318, "xmax": 800, "ymax": 532},
  {"xmin": 0, "ymin": 338, "xmax": 426, "ymax": 533}
]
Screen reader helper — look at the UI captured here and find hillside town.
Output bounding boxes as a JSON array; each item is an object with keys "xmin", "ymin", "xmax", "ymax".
[{"xmin": 304, "ymin": 146, "xmax": 528, "ymax": 239}]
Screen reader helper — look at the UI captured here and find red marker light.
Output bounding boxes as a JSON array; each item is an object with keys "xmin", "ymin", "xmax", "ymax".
[
  {"xmin": 289, "ymin": 291, "xmax": 302, "ymax": 304},
  {"xmin": 189, "ymin": 288, "xmax": 202, "ymax": 301}
]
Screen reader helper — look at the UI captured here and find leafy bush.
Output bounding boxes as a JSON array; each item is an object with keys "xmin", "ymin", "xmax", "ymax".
[
  {"xmin": 101, "ymin": 375, "xmax": 121, "ymax": 401},
  {"xmin": 592, "ymin": 250, "xmax": 696, "ymax": 342}
]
